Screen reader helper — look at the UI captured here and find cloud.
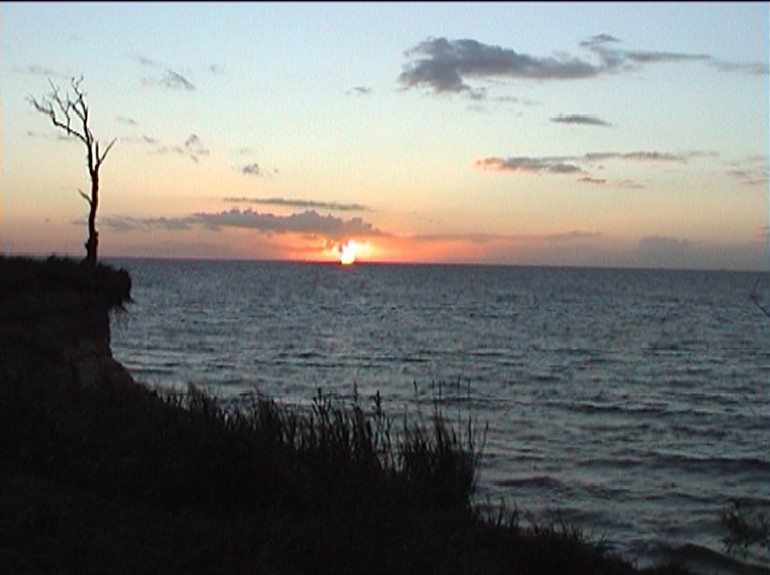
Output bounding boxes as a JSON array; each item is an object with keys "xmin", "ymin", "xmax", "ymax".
[
  {"xmin": 580, "ymin": 33, "xmax": 620, "ymax": 46},
  {"xmin": 710, "ymin": 60, "xmax": 769, "ymax": 75},
  {"xmin": 26, "ymin": 130, "xmax": 82, "ymax": 143},
  {"xmin": 103, "ymin": 208, "xmax": 385, "ymax": 241},
  {"xmin": 637, "ymin": 236, "xmax": 692, "ymax": 266},
  {"xmin": 131, "ymin": 54, "xmax": 160, "ymax": 67},
  {"xmin": 101, "ymin": 216, "xmax": 195, "ymax": 232},
  {"xmin": 408, "ymin": 229, "xmax": 601, "ymax": 245},
  {"xmin": 612, "ymin": 179, "xmax": 646, "ymax": 189},
  {"xmin": 541, "ymin": 230, "xmax": 602, "ymax": 241},
  {"xmin": 551, "ymin": 114, "xmax": 612, "ymax": 127},
  {"xmin": 132, "ymin": 54, "xmax": 196, "ymax": 90},
  {"xmin": 119, "ymin": 134, "xmax": 158, "ymax": 145},
  {"xmin": 195, "ymin": 209, "xmax": 386, "ymax": 239},
  {"xmin": 399, "ymin": 35, "xmax": 766, "ymax": 97},
  {"xmin": 475, "ymin": 150, "xmax": 694, "ymax": 178},
  {"xmin": 116, "ymin": 115, "xmax": 139, "ymax": 126},
  {"xmin": 347, "ymin": 86, "xmax": 372, "ymax": 96},
  {"xmin": 579, "ymin": 175, "xmax": 647, "ymax": 188},
  {"xmin": 241, "ymin": 163, "xmax": 262, "ymax": 176},
  {"xmin": 15, "ymin": 65, "xmax": 68, "ymax": 79},
  {"xmin": 238, "ymin": 163, "xmax": 279, "ymax": 177},
  {"xmin": 725, "ymin": 157, "xmax": 769, "ymax": 187},
  {"xmin": 399, "ymin": 37, "xmax": 601, "ymax": 96},
  {"xmin": 624, "ymin": 50, "xmax": 711, "ymax": 65},
  {"xmin": 160, "ymin": 69, "xmax": 195, "ymax": 91},
  {"xmin": 578, "ymin": 176, "xmax": 607, "ymax": 185},
  {"xmin": 475, "ymin": 156, "xmax": 583, "ymax": 175},
  {"xmin": 581, "ymin": 34, "xmax": 712, "ymax": 68},
  {"xmin": 639, "ymin": 236, "xmax": 691, "ymax": 252},
  {"xmin": 223, "ymin": 197, "xmax": 371, "ymax": 212},
  {"xmin": 151, "ymin": 134, "xmax": 209, "ymax": 163},
  {"xmin": 140, "ymin": 71, "xmax": 195, "ymax": 90},
  {"xmin": 619, "ymin": 151, "xmax": 686, "ymax": 163},
  {"xmin": 726, "ymin": 168, "xmax": 768, "ymax": 187}
]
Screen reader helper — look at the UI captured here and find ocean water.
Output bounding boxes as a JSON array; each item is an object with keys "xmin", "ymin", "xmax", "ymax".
[{"xmin": 107, "ymin": 258, "xmax": 770, "ymax": 573}]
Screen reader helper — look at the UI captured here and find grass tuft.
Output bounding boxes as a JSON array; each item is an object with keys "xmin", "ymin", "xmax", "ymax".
[{"xmin": 0, "ymin": 371, "xmax": 693, "ymax": 574}]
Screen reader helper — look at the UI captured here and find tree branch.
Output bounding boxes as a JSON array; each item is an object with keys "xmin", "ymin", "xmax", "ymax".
[
  {"xmin": 78, "ymin": 188, "xmax": 93, "ymax": 206},
  {"xmin": 29, "ymin": 80, "xmax": 91, "ymax": 147},
  {"xmin": 97, "ymin": 138, "xmax": 118, "ymax": 167}
]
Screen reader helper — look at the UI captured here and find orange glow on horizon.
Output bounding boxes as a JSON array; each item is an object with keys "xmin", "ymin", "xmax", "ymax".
[
  {"xmin": 339, "ymin": 241, "xmax": 357, "ymax": 265},
  {"xmin": 331, "ymin": 239, "xmax": 371, "ymax": 265}
]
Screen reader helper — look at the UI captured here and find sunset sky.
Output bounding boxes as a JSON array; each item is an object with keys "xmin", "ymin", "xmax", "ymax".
[{"xmin": 2, "ymin": 2, "xmax": 768, "ymax": 269}]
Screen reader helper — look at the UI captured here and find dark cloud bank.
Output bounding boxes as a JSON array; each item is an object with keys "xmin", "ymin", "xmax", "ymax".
[{"xmin": 399, "ymin": 34, "xmax": 767, "ymax": 97}]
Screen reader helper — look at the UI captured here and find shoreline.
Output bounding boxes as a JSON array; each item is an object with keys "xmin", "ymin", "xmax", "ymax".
[{"xmin": 3, "ymin": 255, "xmax": 766, "ymax": 574}]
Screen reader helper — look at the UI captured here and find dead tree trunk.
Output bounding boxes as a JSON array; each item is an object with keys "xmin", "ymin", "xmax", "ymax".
[{"xmin": 29, "ymin": 76, "xmax": 115, "ymax": 266}]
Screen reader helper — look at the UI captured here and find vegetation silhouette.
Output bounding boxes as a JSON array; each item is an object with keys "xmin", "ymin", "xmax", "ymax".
[
  {"xmin": 29, "ymin": 77, "xmax": 116, "ymax": 266},
  {"xmin": 716, "ymin": 280, "xmax": 770, "ymax": 558},
  {"xmin": 0, "ymin": 256, "xmax": 694, "ymax": 574}
]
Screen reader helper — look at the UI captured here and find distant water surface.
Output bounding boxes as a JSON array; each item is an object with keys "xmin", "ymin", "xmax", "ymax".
[{"xmin": 108, "ymin": 258, "xmax": 770, "ymax": 573}]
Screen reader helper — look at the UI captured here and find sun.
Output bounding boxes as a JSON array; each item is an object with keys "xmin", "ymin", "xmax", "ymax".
[{"xmin": 339, "ymin": 240, "xmax": 358, "ymax": 265}]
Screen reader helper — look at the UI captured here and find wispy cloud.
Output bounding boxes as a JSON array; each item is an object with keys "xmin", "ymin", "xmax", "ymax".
[
  {"xmin": 116, "ymin": 115, "xmax": 139, "ymax": 126},
  {"xmin": 101, "ymin": 216, "xmax": 195, "ymax": 232},
  {"xmin": 551, "ymin": 114, "xmax": 612, "ymax": 127},
  {"xmin": 577, "ymin": 175, "xmax": 648, "ymax": 188},
  {"xmin": 724, "ymin": 156, "xmax": 769, "ymax": 187},
  {"xmin": 578, "ymin": 176, "xmax": 607, "ymax": 185},
  {"xmin": 476, "ymin": 150, "xmax": 693, "ymax": 175},
  {"xmin": 151, "ymin": 134, "xmax": 209, "ymax": 163},
  {"xmin": 223, "ymin": 197, "xmax": 371, "ymax": 212},
  {"xmin": 26, "ymin": 130, "xmax": 82, "ymax": 143},
  {"xmin": 131, "ymin": 54, "xmax": 196, "ymax": 91},
  {"xmin": 399, "ymin": 35, "xmax": 767, "ymax": 98},
  {"xmin": 15, "ymin": 65, "xmax": 68, "ymax": 79},
  {"xmin": 612, "ymin": 179, "xmax": 646, "ymax": 190},
  {"xmin": 158, "ymin": 69, "xmax": 195, "ymax": 91},
  {"xmin": 120, "ymin": 131, "xmax": 209, "ymax": 162},
  {"xmin": 475, "ymin": 157, "xmax": 584, "ymax": 175},
  {"xmin": 120, "ymin": 134, "xmax": 158, "ymax": 145},
  {"xmin": 347, "ymin": 85, "xmax": 372, "ymax": 96},
  {"xmin": 542, "ymin": 230, "xmax": 602, "ymax": 241},
  {"xmin": 131, "ymin": 55, "xmax": 160, "ymax": 67},
  {"xmin": 408, "ymin": 229, "xmax": 601, "ymax": 244},
  {"xmin": 238, "ymin": 162, "xmax": 279, "ymax": 177},
  {"xmin": 475, "ymin": 150, "xmax": 699, "ymax": 186},
  {"xmin": 726, "ymin": 169, "xmax": 769, "ymax": 187},
  {"xmin": 580, "ymin": 33, "xmax": 712, "ymax": 68},
  {"xmin": 184, "ymin": 134, "xmax": 208, "ymax": 161},
  {"xmin": 710, "ymin": 60, "xmax": 769, "ymax": 75}
]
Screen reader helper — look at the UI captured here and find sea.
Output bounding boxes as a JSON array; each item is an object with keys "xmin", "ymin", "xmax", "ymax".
[{"xmin": 106, "ymin": 257, "xmax": 770, "ymax": 574}]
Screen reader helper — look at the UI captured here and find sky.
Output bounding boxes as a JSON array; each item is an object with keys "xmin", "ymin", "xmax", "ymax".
[{"xmin": 2, "ymin": 2, "xmax": 768, "ymax": 270}]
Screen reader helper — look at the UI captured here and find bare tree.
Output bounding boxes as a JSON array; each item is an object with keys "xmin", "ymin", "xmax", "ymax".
[{"xmin": 29, "ymin": 76, "xmax": 116, "ymax": 265}]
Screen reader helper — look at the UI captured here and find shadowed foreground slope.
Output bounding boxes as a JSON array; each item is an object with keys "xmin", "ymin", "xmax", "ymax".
[{"xmin": 0, "ymin": 256, "xmax": 690, "ymax": 574}]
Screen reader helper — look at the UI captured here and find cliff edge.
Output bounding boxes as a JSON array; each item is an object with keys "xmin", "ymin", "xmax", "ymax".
[{"xmin": 0, "ymin": 256, "xmax": 134, "ymax": 388}]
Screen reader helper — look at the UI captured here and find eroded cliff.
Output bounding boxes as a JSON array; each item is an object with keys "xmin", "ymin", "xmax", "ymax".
[{"xmin": 0, "ymin": 256, "xmax": 134, "ymax": 388}]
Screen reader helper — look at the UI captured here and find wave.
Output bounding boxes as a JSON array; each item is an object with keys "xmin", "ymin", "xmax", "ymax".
[
  {"xmin": 494, "ymin": 475, "xmax": 565, "ymax": 489},
  {"xmin": 647, "ymin": 542, "xmax": 770, "ymax": 575}
]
